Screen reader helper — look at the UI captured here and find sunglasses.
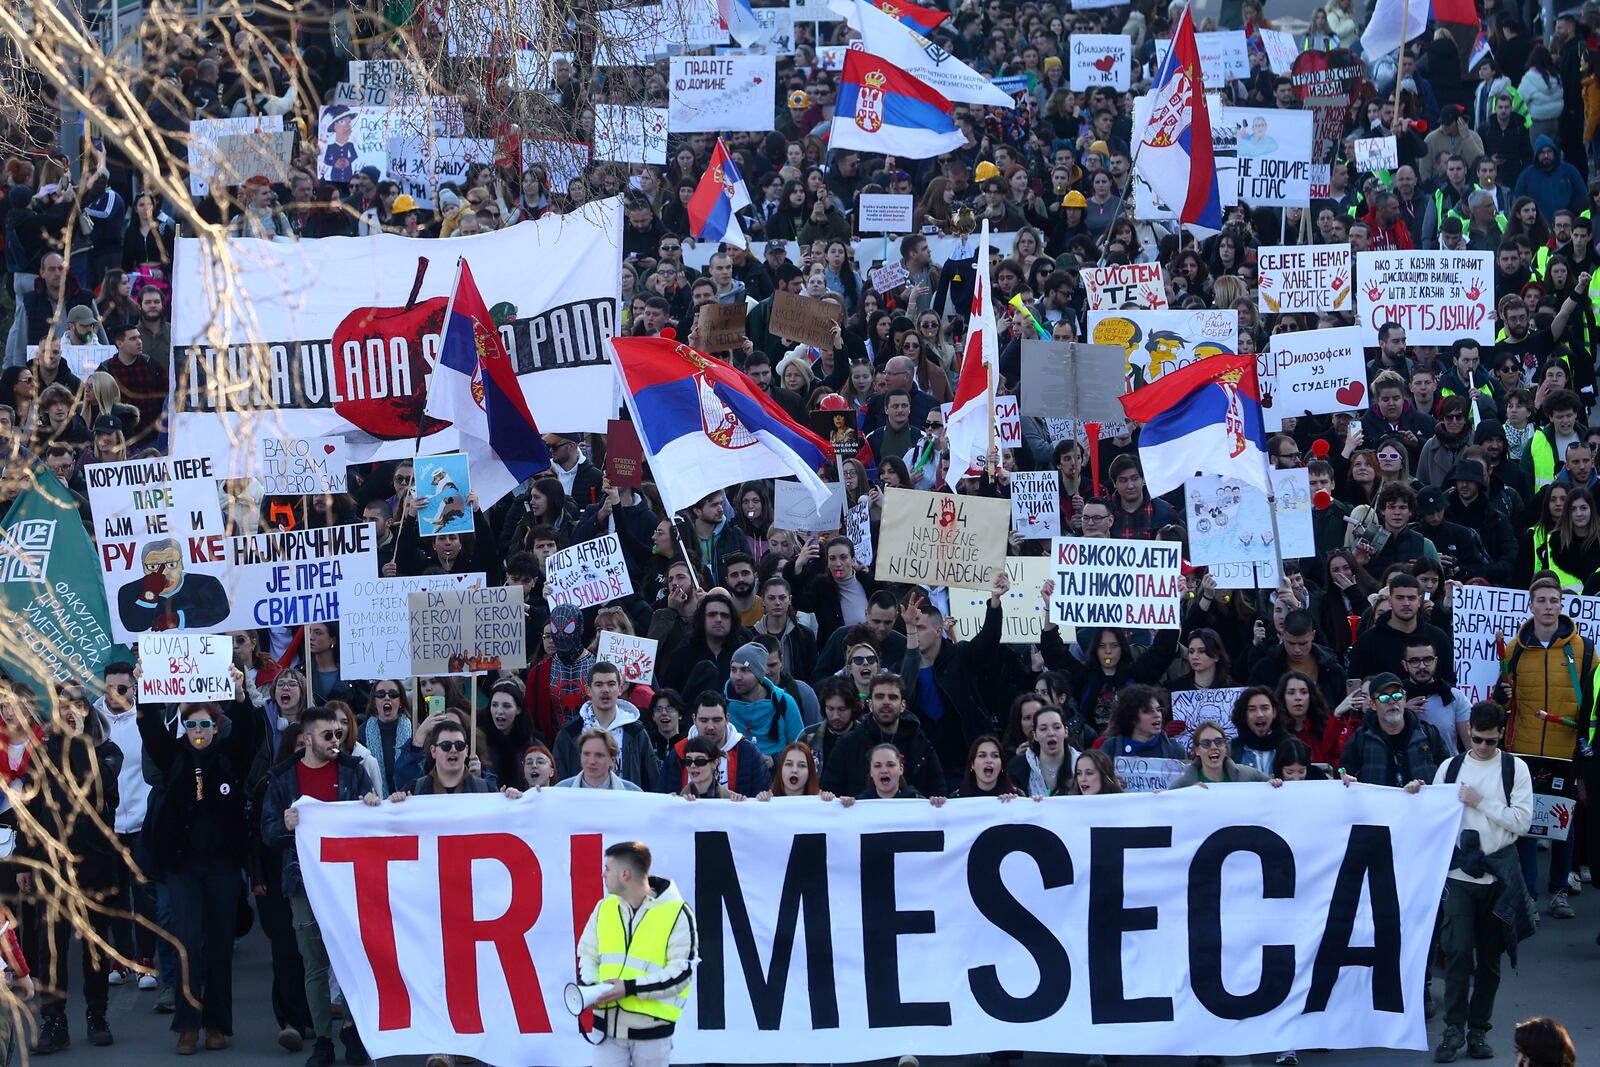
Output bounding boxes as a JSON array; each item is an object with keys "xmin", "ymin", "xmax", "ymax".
[
  {"xmin": 108, "ymin": 683, "xmax": 131, "ymax": 695},
  {"xmin": 1375, "ymin": 690, "xmax": 1405, "ymax": 703},
  {"xmin": 434, "ymin": 739, "xmax": 468, "ymax": 753},
  {"xmin": 683, "ymin": 757, "xmax": 713, "ymax": 767},
  {"xmin": 374, "ymin": 689, "xmax": 402, "ymax": 699},
  {"xmin": 1195, "ymin": 737, "xmax": 1228, "ymax": 750},
  {"xmin": 850, "ymin": 655, "xmax": 879, "ymax": 666},
  {"xmin": 1468, "ymin": 734, "xmax": 1501, "ymax": 747},
  {"xmin": 183, "ymin": 720, "xmax": 215, "ymax": 731},
  {"xmin": 317, "ymin": 729, "xmax": 344, "ymax": 741}
]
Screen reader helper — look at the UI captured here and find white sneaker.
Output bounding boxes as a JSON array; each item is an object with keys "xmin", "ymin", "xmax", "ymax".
[
  {"xmin": 137, "ymin": 973, "xmax": 158, "ymax": 990},
  {"xmin": 107, "ymin": 969, "xmax": 129, "ymax": 986},
  {"xmin": 1549, "ymin": 891, "xmax": 1575, "ymax": 919},
  {"xmin": 1569, "ymin": 871, "xmax": 1583, "ymax": 894}
]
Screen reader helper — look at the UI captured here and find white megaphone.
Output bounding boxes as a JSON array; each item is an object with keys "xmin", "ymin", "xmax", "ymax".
[{"xmin": 564, "ymin": 982, "xmax": 608, "ymax": 1015}]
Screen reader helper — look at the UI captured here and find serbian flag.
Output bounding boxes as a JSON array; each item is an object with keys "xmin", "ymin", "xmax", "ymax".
[
  {"xmin": 687, "ymin": 139, "xmax": 752, "ymax": 248},
  {"xmin": 945, "ymin": 220, "xmax": 998, "ymax": 483},
  {"xmin": 866, "ymin": 0, "xmax": 948, "ymax": 33},
  {"xmin": 611, "ymin": 333, "xmax": 835, "ymax": 515},
  {"xmin": 716, "ymin": 0, "xmax": 769, "ymax": 48},
  {"xmin": 830, "ymin": 50, "xmax": 967, "ymax": 159},
  {"xmin": 423, "ymin": 260, "xmax": 552, "ymax": 506},
  {"xmin": 1119, "ymin": 353, "xmax": 1270, "ymax": 498},
  {"xmin": 1134, "ymin": 5, "xmax": 1221, "ymax": 228}
]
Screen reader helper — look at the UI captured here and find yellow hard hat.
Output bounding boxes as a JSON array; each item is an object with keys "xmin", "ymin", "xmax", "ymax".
[
  {"xmin": 391, "ymin": 194, "xmax": 419, "ymax": 213},
  {"xmin": 1062, "ymin": 190, "xmax": 1087, "ymax": 208},
  {"xmin": 974, "ymin": 160, "xmax": 1000, "ymax": 182}
]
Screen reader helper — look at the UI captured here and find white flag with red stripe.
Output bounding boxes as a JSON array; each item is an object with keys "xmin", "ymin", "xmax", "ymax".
[{"xmin": 944, "ymin": 220, "xmax": 998, "ymax": 483}]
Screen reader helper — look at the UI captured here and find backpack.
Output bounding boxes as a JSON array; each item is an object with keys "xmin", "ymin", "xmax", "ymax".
[{"xmin": 1442, "ymin": 749, "xmax": 1515, "ymax": 804}]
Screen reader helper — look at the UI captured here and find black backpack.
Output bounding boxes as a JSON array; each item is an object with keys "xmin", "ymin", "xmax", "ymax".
[{"xmin": 1441, "ymin": 750, "xmax": 1515, "ymax": 803}]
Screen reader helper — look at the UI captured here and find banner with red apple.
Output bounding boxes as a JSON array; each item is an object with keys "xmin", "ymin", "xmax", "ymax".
[{"xmin": 170, "ymin": 198, "xmax": 624, "ymax": 467}]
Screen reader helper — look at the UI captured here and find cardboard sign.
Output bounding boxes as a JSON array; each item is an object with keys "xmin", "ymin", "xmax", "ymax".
[
  {"xmin": 773, "ymin": 478, "xmax": 845, "ymax": 532},
  {"xmin": 857, "ymin": 193, "xmax": 915, "ymax": 233},
  {"xmin": 256, "ymin": 436, "xmax": 349, "ymax": 496},
  {"xmin": 1259, "ymin": 28, "xmax": 1299, "ymax": 74},
  {"xmin": 668, "ymin": 55, "xmax": 776, "ymax": 132},
  {"xmin": 1258, "ymin": 326, "xmax": 1367, "ymax": 429},
  {"xmin": 605, "ymin": 419, "xmax": 645, "ymax": 489},
  {"xmin": 1224, "ymin": 107, "xmax": 1313, "ymax": 206},
  {"xmin": 1019, "ymin": 341, "xmax": 1127, "ymax": 422},
  {"xmin": 1352, "ymin": 135, "xmax": 1399, "ymax": 172},
  {"xmin": 593, "ymin": 104, "xmax": 668, "ymax": 164},
  {"xmin": 187, "ymin": 115, "xmax": 284, "ymax": 196},
  {"xmin": 1257, "ymin": 245, "xmax": 1352, "ymax": 314},
  {"xmin": 1068, "ymin": 34, "xmax": 1131, "ymax": 91},
  {"xmin": 994, "ymin": 395, "xmax": 1021, "ymax": 449},
  {"xmin": 948, "ymin": 557, "xmax": 1052, "ymax": 644},
  {"xmin": 1048, "ymin": 537, "xmax": 1182, "ymax": 628},
  {"xmin": 844, "ymin": 495, "xmax": 874, "ymax": 567},
  {"xmin": 875, "ymin": 488, "xmax": 1009, "ymax": 589},
  {"xmin": 1010, "ymin": 471, "xmax": 1059, "ymax": 539},
  {"xmin": 1087, "ymin": 309, "xmax": 1239, "ymax": 391},
  {"xmin": 597, "ymin": 631, "xmax": 659, "ymax": 685},
  {"xmin": 1354, "ymin": 250, "xmax": 1494, "ymax": 344},
  {"xmin": 338, "ymin": 572, "xmax": 486, "ymax": 680},
  {"xmin": 1184, "ymin": 469, "xmax": 1315, "ymax": 567},
  {"xmin": 770, "ymin": 290, "xmax": 843, "ymax": 349},
  {"xmin": 136, "ymin": 632, "xmax": 232, "ymax": 704},
  {"xmin": 407, "ymin": 586, "xmax": 528, "ymax": 677},
  {"xmin": 211, "ymin": 131, "xmax": 295, "ymax": 187},
  {"xmin": 869, "ymin": 262, "xmax": 911, "ymax": 294},
  {"xmin": 1115, "ymin": 756, "xmax": 1187, "ymax": 792},
  {"xmin": 388, "ymin": 136, "xmax": 495, "ymax": 209},
  {"xmin": 1170, "ymin": 688, "xmax": 1245, "ymax": 752},
  {"xmin": 545, "ymin": 534, "xmax": 634, "ymax": 609},
  {"xmin": 1082, "ymin": 263, "xmax": 1169, "ymax": 311},
  {"xmin": 697, "ymin": 302, "xmax": 748, "ymax": 351},
  {"xmin": 412, "ymin": 454, "xmax": 474, "ymax": 537}
]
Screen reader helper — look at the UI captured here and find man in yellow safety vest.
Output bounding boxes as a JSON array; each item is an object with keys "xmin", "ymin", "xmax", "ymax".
[{"xmin": 578, "ymin": 841, "xmax": 697, "ymax": 1067}]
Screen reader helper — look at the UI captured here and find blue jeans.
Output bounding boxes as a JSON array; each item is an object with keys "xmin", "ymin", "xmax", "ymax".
[{"xmin": 1516, "ymin": 834, "xmax": 1573, "ymax": 901}]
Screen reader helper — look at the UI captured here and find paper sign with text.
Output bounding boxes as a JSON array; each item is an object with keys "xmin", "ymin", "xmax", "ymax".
[
  {"xmin": 1082, "ymin": 262, "xmax": 1169, "ymax": 310},
  {"xmin": 844, "ymin": 495, "xmax": 874, "ymax": 567},
  {"xmin": 1258, "ymin": 326, "xmax": 1367, "ymax": 429},
  {"xmin": 1185, "ymin": 469, "xmax": 1315, "ymax": 567},
  {"xmin": 545, "ymin": 535, "xmax": 634, "ymax": 610},
  {"xmin": 137, "ymin": 633, "xmax": 232, "ymax": 704},
  {"xmin": 857, "ymin": 194, "xmax": 915, "ymax": 233},
  {"xmin": 1115, "ymin": 755, "xmax": 1187, "ymax": 792},
  {"xmin": 257, "ymin": 436, "xmax": 349, "ymax": 496},
  {"xmin": 1068, "ymin": 35, "xmax": 1131, "ymax": 91},
  {"xmin": 1224, "ymin": 107, "xmax": 1312, "ymax": 206},
  {"xmin": 408, "ymin": 586, "xmax": 528, "ymax": 677},
  {"xmin": 1353, "ymin": 136, "xmax": 1399, "ymax": 172},
  {"xmin": 1171, "ymin": 688, "xmax": 1245, "ymax": 751},
  {"xmin": 593, "ymin": 105, "xmax": 668, "ymax": 164},
  {"xmin": 1049, "ymin": 537, "xmax": 1182, "ymax": 628},
  {"xmin": 876, "ymin": 488, "xmax": 1009, "ymax": 589},
  {"xmin": 597, "ymin": 631, "xmax": 658, "ymax": 685},
  {"xmin": 1355, "ymin": 250, "xmax": 1494, "ymax": 344},
  {"xmin": 1010, "ymin": 471, "xmax": 1059, "ymax": 539},
  {"xmin": 949, "ymin": 557, "xmax": 1052, "ymax": 644},
  {"xmin": 1258, "ymin": 244, "xmax": 1352, "ymax": 315},
  {"xmin": 338, "ymin": 572, "xmax": 485, "ymax": 680},
  {"xmin": 669, "ymin": 55, "xmax": 776, "ymax": 132},
  {"xmin": 1154, "ymin": 30, "xmax": 1249, "ymax": 83},
  {"xmin": 774, "ymin": 478, "xmax": 845, "ymax": 532}
]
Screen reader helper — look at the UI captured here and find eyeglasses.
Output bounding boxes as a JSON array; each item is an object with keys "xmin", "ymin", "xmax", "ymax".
[
  {"xmin": 1374, "ymin": 690, "xmax": 1405, "ymax": 703},
  {"xmin": 393, "ymin": 476, "xmax": 414, "ymax": 486},
  {"xmin": 850, "ymin": 654, "xmax": 879, "ymax": 666},
  {"xmin": 317, "ymin": 730, "xmax": 343, "ymax": 742},
  {"xmin": 1468, "ymin": 734, "xmax": 1501, "ymax": 747},
  {"xmin": 924, "ymin": 420, "xmax": 944, "ymax": 430},
  {"xmin": 142, "ymin": 560, "xmax": 179, "ymax": 574},
  {"xmin": 1081, "ymin": 512, "xmax": 1111, "ymax": 524},
  {"xmin": 1195, "ymin": 737, "xmax": 1228, "ymax": 750},
  {"xmin": 434, "ymin": 739, "xmax": 468, "ymax": 753},
  {"xmin": 1277, "ymin": 450, "xmax": 1301, "ymax": 461},
  {"xmin": 183, "ymin": 720, "xmax": 215, "ymax": 731},
  {"xmin": 1403, "ymin": 655, "xmax": 1436, "ymax": 666},
  {"xmin": 682, "ymin": 757, "xmax": 713, "ymax": 767}
]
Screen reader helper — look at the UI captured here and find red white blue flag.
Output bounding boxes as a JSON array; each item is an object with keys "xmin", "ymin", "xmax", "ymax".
[
  {"xmin": 1135, "ymin": 5, "xmax": 1221, "ymax": 228},
  {"xmin": 687, "ymin": 138, "xmax": 752, "ymax": 248},
  {"xmin": 829, "ymin": 50, "xmax": 966, "ymax": 159},
  {"xmin": 1119, "ymin": 353, "xmax": 1270, "ymax": 498}
]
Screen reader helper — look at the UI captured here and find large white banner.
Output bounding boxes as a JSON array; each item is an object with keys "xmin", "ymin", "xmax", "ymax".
[
  {"xmin": 1354, "ymin": 250, "xmax": 1493, "ymax": 345},
  {"xmin": 296, "ymin": 788, "xmax": 1457, "ymax": 1066},
  {"xmin": 170, "ymin": 200, "xmax": 625, "ymax": 465}
]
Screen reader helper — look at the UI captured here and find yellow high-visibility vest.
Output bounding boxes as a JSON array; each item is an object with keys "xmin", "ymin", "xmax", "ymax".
[{"xmin": 594, "ymin": 895, "xmax": 688, "ymax": 1022}]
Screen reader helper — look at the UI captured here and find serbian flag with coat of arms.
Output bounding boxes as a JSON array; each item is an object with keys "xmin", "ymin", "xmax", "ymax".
[
  {"xmin": 687, "ymin": 138, "xmax": 752, "ymax": 248},
  {"xmin": 865, "ymin": 0, "xmax": 948, "ymax": 33},
  {"xmin": 829, "ymin": 50, "xmax": 966, "ymax": 159},
  {"xmin": 1134, "ymin": 4, "xmax": 1221, "ymax": 228},
  {"xmin": 423, "ymin": 260, "xmax": 553, "ymax": 507},
  {"xmin": 1119, "ymin": 353, "xmax": 1270, "ymax": 499},
  {"xmin": 611, "ymin": 333, "xmax": 836, "ymax": 515}
]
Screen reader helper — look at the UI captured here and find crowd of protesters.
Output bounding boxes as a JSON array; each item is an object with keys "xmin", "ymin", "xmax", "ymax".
[{"xmin": 0, "ymin": 0, "xmax": 1596, "ymax": 1063}]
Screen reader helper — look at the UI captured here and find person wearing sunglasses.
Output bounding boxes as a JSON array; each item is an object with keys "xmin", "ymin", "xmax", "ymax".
[
  {"xmin": 1334, "ymin": 672, "xmax": 1444, "ymax": 789},
  {"xmin": 95, "ymin": 659, "xmax": 161, "ymax": 994},
  {"xmin": 1172, "ymin": 721, "xmax": 1277, "ymax": 787},
  {"xmin": 1430, "ymin": 700, "xmax": 1534, "ymax": 1063},
  {"xmin": 135, "ymin": 674, "xmax": 265, "ymax": 1055},
  {"xmin": 263, "ymin": 707, "xmax": 381, "ymax": 1066},
  {"xmin": 674, "ymin": 737, "xmax": 743, "ymax": 800}
]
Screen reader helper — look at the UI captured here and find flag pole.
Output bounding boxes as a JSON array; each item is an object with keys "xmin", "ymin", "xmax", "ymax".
[
  {"xmin": 1391, "ymin": 0, "xmax": 1411, "ymax": 120},
  {"xmin": 412, "ymin": 256, "xmax": 464, "ymax": 458}
]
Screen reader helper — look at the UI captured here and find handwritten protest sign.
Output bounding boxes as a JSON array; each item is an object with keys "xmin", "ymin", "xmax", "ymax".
[
  {"xmin": 137, "ymin": 633, "xmax": 232, "ymax": 704},
  {"xmin": 545, "ymin": 534, "xmax": 634, "ymax": 609},
  {"xmin": 1010, "ymin": 471, "xmax": 1059, "ymax": 539},
  {"xmin": 669, "ymin": 55, "xmax": 775, "ymax": 132},
  {"xmin": 773, "ymin": 478, "xmax": 845, "ymax": 532},
  {"xmin": 1087, "ymin": 308, "xmax": 1238, "ymax": 391},
  {"xmin": 994, "ymin": 396, "xmax": 1021, "ymax": 450},
  {"xmin": 857, "ymin": 194, "xmax": 914, "ymax": 233},
  {"xmin": 844, "ymin": 495, "xmax": 873, "ymax": 567},
  {"xmin": 1257, "ymin": 245, "xmax": 1351, "ymax": 314},
  {"xmin": 697, "ymin": 303, "xmax": 747, "ymax": 351},
  {"xmin": 1355, "ymin": 250, "xmax": 1494, "ymax": 344},
  {"xmin": 876, "ymin": 488, "xmax": 1009, "ymax": 588},
  {"xmin": 948, "ymin": 557, "xmax": 1052, "ymax": 644},
  {"xmin": 211, "ymin": 132, "xmax": 295, "ymax": 188},
  {"xmin": 770, "ymin": 290, "xmax": 843, "ymax": 348},
  {"xmin": 1082, "ymin": 263, "xmax": 1168, "ymax": 310},
  {"xmin": 257, "ymin": 436, "xmax": 349, "ymax": 496},
  {"xmin": 407, "ymin": 586, "xmax": 528, "ymax": 676},
  {"xmin": 597, "ymin": 631, "xmax": 658, "ymax": 685},
  {"xmin": 870, "ymin": 263, "xmax": 910, "ymax": 294},
  {"xmin": 187, "ymin": 115, "xmax": 284, "ymax": 196},
  {"xmin": 1185, "ymin": 469, "xmax": 1315, "ymax": 567},
  {"xmin": 1257, "ymin": 326, "xmax": 1367, "ymax": 429},
  {"xmin": 1450, "ymin": 583, "xmax": 1600, "ymax": 705},
  {"xmin": 338, "ymin": 572, "xmax": 485, "ymax": 679},
  {"xmin": 1048, "ymin": 537, "xmax": 1182, "ymax": 628},
  {"xmin": 387, "ymin": 135, "xmax": 495, "ymax": 208},
  {"xmin": 593, "ymin": 104, "xmax": 668, "ymax": 164},
  {"xmin": 1170, "ymin": 688, "xmax": 1244, "ymax": 752},
  {"xmin": 1259, "ymin": 28, "xmax": 1299, "ymax": 74},
  {"xmin": 1352, "ymin": 135, "xmax": 1399, "ymax": 171},
  {"xmin": 1115, "ymin": 756, "xmax": 1187, "ymax": 792},
  {"xmin": 1068, "ymin": 35, "xmax": 1131, "ymax": 91}
]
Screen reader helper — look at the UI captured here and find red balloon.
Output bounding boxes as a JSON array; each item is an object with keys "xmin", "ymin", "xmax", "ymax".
[
  {"xmin": 817, "ymin": 392, "xmax": 849, "ymax": 410},
  {"xmin": 1310, "ymin": 439, "xmax": 1330, "ymax": 459}
]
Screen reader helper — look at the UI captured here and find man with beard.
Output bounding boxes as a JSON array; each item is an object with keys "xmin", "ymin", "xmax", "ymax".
[
  {"xmin": 822, "ymin": 673, "xmax": 944, "ymax": 797},
  {"xmin": 1495, "ymin": 281, "xmax": 1590, "ymax": 391},
  {"xmin": 1336, "ymin": 673, "xmax": 1445, "ymax": 787},
  {"xmin": 1444, "ymin": 457, "xmax": 1518, "ymax": 581},
  {"xmin": 721, "ymin": 553, "xmax": 761, "ymax": 626},
  {"xmin": 657, "ymin": 592, "xmax": 747, "ymax": 698},
  {"xmin": 1401, "ymin": 638, "xmax": 1471, "ymax": 755}
]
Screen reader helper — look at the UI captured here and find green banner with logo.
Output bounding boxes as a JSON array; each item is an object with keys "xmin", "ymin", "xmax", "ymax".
[{"xmin": 0, "ymin": 470, "xmax": 129, "ymax": 700}]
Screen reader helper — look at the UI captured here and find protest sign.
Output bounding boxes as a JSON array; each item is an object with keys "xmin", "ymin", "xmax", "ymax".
[
  {"xmin": 1258, "ymin": 326, "xmax": 1367, "ymax": 429},
  {"xmin": 521, "ymin": 140, "xmax": 592, "ymax": 194},
  {"xmin": 1154, "ymin": 30, "xmax": 1249, "ymax": 83},
  {"xmin": 869, "ymin": 263, "xmax": 910, "ymax": 294},
  {"xmin": 1068, "ymin": 35, "xmax": 1130, "ymax": 91},
  {"xmin": 315, "ymin": 104, "xmax": 402, "ymax": 184},
  {"xmin": 136, "ymin": 633, "xmax": 232, "ymax": 704},
  {"xmin": 211, "ymin": 131, "xmax": 295, "ymax": 188},
  {"xmin": 593, "ymin": 105, "xmax": 668, "ymax": 164},
  {"xmin": 338, "ymin": 572, "xmax": 486, "ymax": 679},
  {"xmin": 604, "ymin": 419, "xmax": 645, "ymax": 489},
  {"xmin": 1355, "ymin": 250, "xmax": 1494, "ymax": 345},
  {"xmin": 811, "ymin": 409, "xmax": 865, "ymax": 464},
  {"xmin": 30, "ymin": 343, "xmax": 117, "ymax": 381},
  {"xmin": 750, "ymin": 8, "xmax": 797, "ymax": 52},
  {"xmin": 1259, "ymin": 28, "xmax": 1299, "ymax": 74},
  {"xmin": 1309, "ymin": 164, "xmax": 1331, "ymax": 199},
  {"xmin": 1081, "ymin": 263, "xmax": 1168, "ymax": 310},
  {"xmin": 769, "ymin": 290, "xmax": 843, "ymax": 348},
  {"xmin": 816, "ymin": 45, "xmax": 848, "ymax": 69},
  {"xmin": 346, "ymin": 60, "xmax": 430, "ymax": 104},
  {"xmin": 256, "ymin": 436, "xmax": 349, "ymax": 496},
  {"xmin": 876, "ymin": 488, "xmax": 1009, "ymax": 588},
  {"xmin": 994, "ymin": 395, "xmax": 1021, "ymax": 450},
  {"xmin": 1291, "ymin": 49, "xmax": 1364, "ymax": 164},
  {"xmin": 407, "ymin": 586, "xmax": 528, "ymax": 676},
  {"xmin": 171, "ymin": 200, "xmax": 625, "ymax": 465},
  {"xmin": 0, "ymin": 473, "xmax": 126, "ymax": 698},
  {"xmin": 412, "ymin": 455, "xmax": 474, "ymax": 537},
  {"xmin": 1185, "ymin": 469, "xmax": 1315, "ymax": 567},
  {"xmin": 791, "ymin": 0, "xmax": 844, "ymax": 19},
  {"xmin": 1048, "ymin": 537, "xmax": 1181, "ymax": 628},
  {"xmin": 948, "ymin": 557, "xmax": 1052, "ymax": 644},
  {"xmin": 697, "ymin": 302, "xmax": 747, "ymax": 351},
  {"xmin": 1208, "ymin": 557, "xmax": 1284, "ymax": 590},
  {"xmin": 1010, "ymin": 471, "xmax": 1059, "ymax": 539},
  {"xmin": 544, "ymin": 534, "xmax": 634, "ymax": 610},
  {"xmin": 1224, "ymin": 107, "xmax": 1312, "ymax": 205},
  {"xmin": 1524, "ymin": 756, "xmax": 1576, "ymax": 841},
  {"xmin": 857, "ymin": 194, "xmax": 914, "ymax": 233},
  {"xmin": 298, "ymin": 786, "xmax": 1455, "ymax": 1065},
  {"xmin": 387, "ymin": 136, "xmax": 495, "ymax": 209},
  {"xmin": 187, "ymin": 115, "xmax": 284, "ymax": 196},
  {"xmin": 1449, "ymin": 583, "xmax": 1600, "ymax": 707},
  {"xmin": 844, "ymin": 495, "xmax": 874, "ymax": 567},
  {"xmin": 1115, "ymin": 755, "xmax": 1187, "ymax": 792},
  {"xmin": 1532, "ymin": 792, "xmax": 1576, "ymax": 841},
  {"xmin": 1171, "ymin": 687, "xmax": 1245, "ymax": 751},
  {"xmin": 596, "ymin": 631, "xmax": 659, "ymax": 685},
  {"xmin": 774, "ymin": 478, "xmax": 845, "ymax": 532},
  {"xmin": 1257, "ymin": 244, "xmax": 1352, "ymax": 314},
  {"xmin": 222, "ymin": 524, "xmax": 378, "ymax": 632},
  {"xmin": 1353, "ymin": 135, "xmax": 1399, "ymax": 171},
  {"xmin": 1019, "ymin": 341, "xmax": 1127, "ymax": 421},
  {"xmin": 669, "ymin": 55, "xmax": 776, "ymax": 131},
  {"xmin": 1086, "ymin": 308, "xmax": 1239, "ymax": 391}
]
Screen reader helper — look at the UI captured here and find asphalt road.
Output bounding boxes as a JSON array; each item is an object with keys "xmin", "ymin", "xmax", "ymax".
[{"xmin": 25, "ymin": 846, "xmax": 1596, "ymax": 1067}]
